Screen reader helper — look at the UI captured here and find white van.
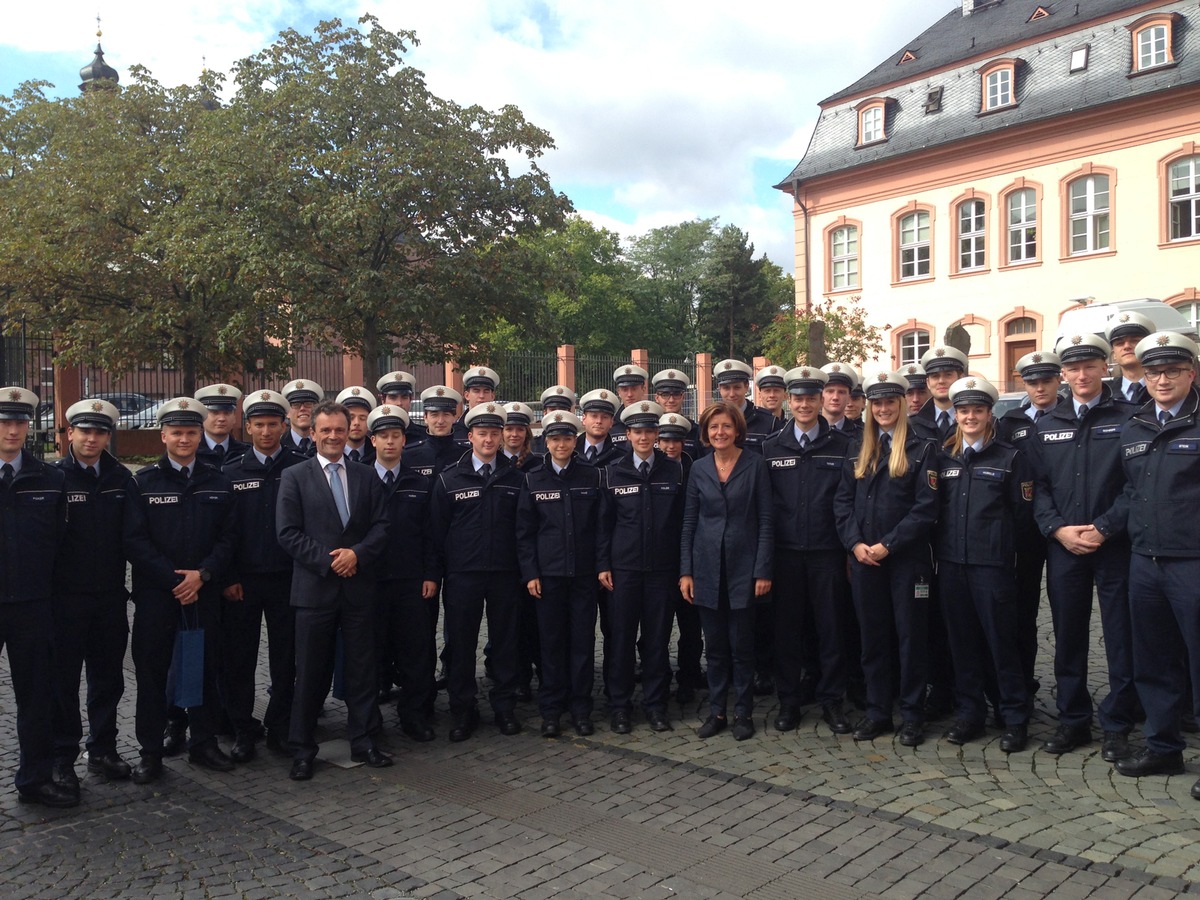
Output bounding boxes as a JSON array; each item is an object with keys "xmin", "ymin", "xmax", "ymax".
[{"xmin": 1054, "ymin": 298, "xmax": 1195, "ymax": 349}]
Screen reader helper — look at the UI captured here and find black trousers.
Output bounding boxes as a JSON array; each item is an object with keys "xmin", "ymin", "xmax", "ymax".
[
  {"xmin": 534, "ymin": 575, "xmax": 598, "ymax": 720},
  {"xmin": 697, "ymin": 573, "xmax": 756, "ymax": 719},
  {"xmin": 673, "ymin": 596, "xmax": 704, "ymax": 688},
  {"xmin": 0, "ymin": 599, "xmax": 55, "ymax": 789},
  {"xmin": 52, "ymin": 590, "xmax": 128, "ymax": 762},
  {"xmin": 606, "ymin": 569, "xmax": 675, "ymax": 713},
  {"xmin": 443, "ymin": 571, "xmax": 521, "ymax": 718},
  {"xmin": 220, "ymin": 572, "xmax": 294, "ymax": 741},
  {"xmin": 288, "ymin": 587, "xmax": 381, "ymax": 762},
  {"xmin": 773, "ymin": 549, "xmax": 848, "ymax": 710},
  {"xmin": 1013, "ymin": 538, "xmax": 1046, "ymax": 692},
  {"xmin": 376, "ymin": 577, "xmax": 436, "ymax": 725},
  {"xmin": 131, "ymin": 590, "xmax": 221, "ymax": 758},
  {"xmin": 1045, "ymin": 540, "xmax": 1137, "ymax": 732}
]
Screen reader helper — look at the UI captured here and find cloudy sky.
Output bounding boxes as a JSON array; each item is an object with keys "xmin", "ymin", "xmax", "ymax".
[{"xmin": 3, "ymin": 0, "xmax": 944, "ymax": 272}]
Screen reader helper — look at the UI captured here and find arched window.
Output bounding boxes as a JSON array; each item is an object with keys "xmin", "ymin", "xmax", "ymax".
[
  {"xmin": 830, "ymin": 225, "xmax": 859, "ymax": 290},
  {"xmin": 1006, "ymin": 188, "xmax": 1038, "ymax": 264},
  {"xmin": 957, "ymin": 199, "xmax": 986, "ymax": 271},
  {"xmin": 1006, "ymin": 317, "xmax": 1037, "ymax": 336},
  {"xmin": 899, "ymin": 329, "xmax": 931, "ymax": 366},
  {"xmin": 1169, "ymin": 155, "xmax": 1200, "ymax": 241},
  {"xmin": 1068, "ymin": 174, "xmax": 1110, "ymax": 255},
  {"xmin": 899, "ymin": 211, "xmax": 931, "ymax": 279}
]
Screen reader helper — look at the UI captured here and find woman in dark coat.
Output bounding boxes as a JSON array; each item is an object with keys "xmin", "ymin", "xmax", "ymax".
[{"xmin": 679, "ymin": 401, "xmax": 774, "ymax": 740}]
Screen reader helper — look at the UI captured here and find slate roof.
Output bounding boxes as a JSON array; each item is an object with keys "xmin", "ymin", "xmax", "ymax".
[{"xmin": 776, "ymin": 0, "xmax": 1200, "ymax": 189}]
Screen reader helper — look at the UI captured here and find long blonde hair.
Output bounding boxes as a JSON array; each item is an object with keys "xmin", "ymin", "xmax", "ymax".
[
  {"xmin": 943, "ymin": 416, "xmax": 997, "ymax": 456},
  {"xmin": 854, "ymin": 400, "xmax": 911, "ymax": 479}
]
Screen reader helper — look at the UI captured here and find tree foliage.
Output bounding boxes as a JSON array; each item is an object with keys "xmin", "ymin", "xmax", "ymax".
[
  {"xmin": 695, "ymin": 225, "xmax": 791, "ymax": 360},
  {"xmin": 761, "ymin": 294, "xmax": 886, "ymax": 369}
]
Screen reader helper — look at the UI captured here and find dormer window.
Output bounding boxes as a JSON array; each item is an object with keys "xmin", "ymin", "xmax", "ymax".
[
  {"xmin": 855, "ymin": 98, "xmax": 889, "ymax": 147},
  {"xmin": 978, "ymin": 59, "xmax": 1021, "ymax": 113},
  {"xmin": 1128, "ymin": 13, "xmax": 1180, "ymax": 74}
]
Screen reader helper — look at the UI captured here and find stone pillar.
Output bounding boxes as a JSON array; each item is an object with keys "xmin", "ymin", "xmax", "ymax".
[
  {"xmin": 52, "ymin": 359, "xmax": 83, "ymax": 458},
  {"xmin": 695, "ymin": 352, "xmax": 713, "ymax": 412},
  {"xmin": 444, "ymin": 360, "xmax": 464, "ymax": 394},
  {"xmin": 557, "ymin": 344, "xmax": 575, "ymax": 392},
  {"xmin": 342, "ymin": 351, "xmax": 365, "ymax": 389},
  {"xmin": 631, "ymin": 348, "xmax": 650, "ymax": 372}
]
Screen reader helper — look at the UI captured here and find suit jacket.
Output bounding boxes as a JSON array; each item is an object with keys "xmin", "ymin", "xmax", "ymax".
[
  {"xmin": 276, "ymin": 455, "xmax": 390, "ymax": 608},
  {"xmin": 679, "ymin": 450, "xmax": 774, "ymax": 609}
]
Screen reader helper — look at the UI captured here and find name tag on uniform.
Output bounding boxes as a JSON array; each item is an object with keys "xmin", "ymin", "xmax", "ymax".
[
  {"xmin": 232, "ymin": 480, "xmax": 263, "ymax": 491},
  {"xmin": 67, "ymin": 492, "xmax": 89, "ymax": 503},
  {"xmin": 769, "ymin": 458, "xmax": 796, "ymax": 469},
  {"xmin": 452, "ymin": 489, "xmax": 480, "ymax": 501},
  {"xmin": 148, "ymin": 494, "xmax": 179, "ymax": 505},
  {"xmin": 534, "ymin": 491, "xmax": 562, "ymax": 502},
  {"xmin": 815, "ymin": 456, "xmax": 842, "ymax": 470},
  {"xmin": 613, "ymin": 484, "xmax": 640, "ymax": 496},
  {"xmin": 397, "ymin": 490, "xmax": 426, "ymax": 502},
  {"xmin": 1041, "ymin": 430, "xmax": 1076, "ymax": 443},
  {"xmin": 196, "ymin": 492, "xmax": 228, "ymax": 503},
  {"xmin": 1091, "ymin": 424, "xmax": 1121, "ymax": 439},
  {"xmin": 496, "ymin": 485, "xmax": 520, "ymax": 497},
  {"xmin": 1124, "ymin": 442, "xmax": 1150, "ymax": 458},
  {"xmin": 652, "ymin": 482, "xmax": 679, "ymax": 494},
  {"xmin": 16, "ymin": 491, "xmax": 54, "ymax": 503},
  {"xmin": 973, "ymin": 467, "xmax": 1005, "ymax": 481},
  {"xmin": 1168, "ymin": 439, "xmax": 1199, "ymax": 453},
  {"xmin": 570, "ymin": 487, "xmax": 597, "ymax": 498}
]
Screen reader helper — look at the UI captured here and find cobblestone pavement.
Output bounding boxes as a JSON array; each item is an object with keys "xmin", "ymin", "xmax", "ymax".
[{"xmin": 0, "ymin": 592, "xmax": 1198, "ymax": 898}]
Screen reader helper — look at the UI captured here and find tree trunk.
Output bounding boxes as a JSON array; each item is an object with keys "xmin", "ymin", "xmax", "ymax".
[{"xmin": 360, "ymin": 313, "xmax": 382, "ymax": 393}]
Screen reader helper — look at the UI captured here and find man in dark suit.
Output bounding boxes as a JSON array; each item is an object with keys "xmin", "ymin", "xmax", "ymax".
[{"xmin": 276, "ymin": 400, "xmax": 391, "ymax": 781}]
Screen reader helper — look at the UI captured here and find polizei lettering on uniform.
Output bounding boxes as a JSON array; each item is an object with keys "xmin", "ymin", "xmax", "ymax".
[
  {"xmin": 147, "ymin": 495, "xmax": 180, "ymax": 505},
  {"xmin": 612, "ymin": 485, "xmax": 641, "ymax": 496},
  {"xmin": 232, "ymin": 480, "xmax": 263, "ymax": 491},
  {"xmin": 770, "ymin": 458, "xmax": 797, "ymax": 468},
  {"xmin": 452, "ymin": 489, "xmax": 481, "ymax": 501},
  {"xmin": 1040, "ymin": 431, "xmax": 1076, "ymax": 443},
  {"xmin": 533, "ymin": 491, "xmax": 562, "ymax": 502},
  {"xmin": 1123, "ymin": 442, "xmax": 1150, "ymax": 458},
  {"xmin": 67, "ymin": 493, "xmax": 89, "ymax": 503}
]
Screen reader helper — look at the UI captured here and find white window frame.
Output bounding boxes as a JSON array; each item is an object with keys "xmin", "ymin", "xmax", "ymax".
[
  {"xmin": 899, "ymin": 212, "xmax": 931, "ymax": 280},
  {"xmin": 986, "ymin": 69, "xmax": 1012, "ymax": 110},
  {"xmin": 957, "ymin": 200, "xmax": 986, "ymax": 271},
  {"xmin": 1007, "ymin": 189, "xmax": 1037, "ymax": 263},
  {"xmin": 900, "ymin": 330, "xmax": 930, "ymax": 366},
  {"xmin": 1069, "ymin": 175, "xmax": 1110, "ymax": 255},
  {"xmin": 830, "ymin": 226, "xmax": 859, "ymax": 290},
  {"xmin": 1169, "ymin": 156, "xmax": 1200, "ymax": 242},
  {"xmin": 1138, "ymin": 25, "xmax": 1169, "ymax": 70},
  {"xmin": 860, "ymin": 107, "xmax": 883, "ymax": 145}
]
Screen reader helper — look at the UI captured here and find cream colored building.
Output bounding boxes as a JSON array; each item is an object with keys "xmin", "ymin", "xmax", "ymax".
[{"xmin": 776, "ymin": 0, "xmax": 1200, "ymax": 389}]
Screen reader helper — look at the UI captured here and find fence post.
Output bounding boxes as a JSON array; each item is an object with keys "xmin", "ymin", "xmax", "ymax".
[
  {"xmin": 342, "ymin": 351, "xmax": 365, "ymax": 389},
  {"xmin": 444, "ymin": 361, "xmax": 464, "ymax": 394},
  {"xmin": 631, "ymin": 348, "xmax": 650, "ymax": 372},
  {"xmin": 695, "ymin": 352, "xmax": 713, "ymax": 411},
  {"xmin": 557, "ymin": 344, "xmax": 575, "ymax": 392},
  {"xmin": 52, "ymin": 357, "xmax": 83, "ymax": 457}
]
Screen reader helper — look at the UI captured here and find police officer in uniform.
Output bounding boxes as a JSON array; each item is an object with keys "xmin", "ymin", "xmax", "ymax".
[
  {"xmin": 714, "ymin": 359, "xmax": 783, "ymax": 454},
  {"xmin": 124, "ymin": 398, "xmax": 238, "ymax": 783},
  {"xmin": 608, "ymin": 364, "xmax": 649, "ymax": 450},
  {"xmin": 218, "ymin": 390, "xmax": 305, "ymax": 759},
  {"xmin": 763, "ymin": 366, "xmax": 855, "ymax": 733},
  {"xmin": 516, "ymin": 411, "xmax": 603, "ymax": 737},
  {"xmin": 0, "ymin": 387, "xmax": 74, "ymax": 807},
  {"xmin": 281, "ymin": 379, "xmax": 323, "ymax": 457},
  {"xmin": 755, "ymin": 365, "xmax": 788, "ymax": 427},
  {"xmin": 336, "ymin": 386, "xmax": 378, "ymax": 465},
  {"xmin": 575, "ymin": 389, "xmax": 625, "ymax": 467},
  {"xmin": 597, "ymin": 401, "xmax": 683, "ymax": 734},
  {"xmin": 429, "ymin": 403, "xmax": 525, "ymax": 741},
  {"xmin": 900, "ymin": 363, "xmax": 930, "ymax": 416},
  {"xmin": 531, "ymin": 386, "xmax": 577, "ymax": 455},
  {"xmin": 1104, "ymin": 312, "xmax": 1154, "ymax": 406},
  {"xmin": 1115, "ymin": 332, "xmax": 1200, "ymax": 789},
  {"xmin": 52, "ymin": 399, "xmax": 133, "ymax": 793},
  {"xmin": 454, "ymin": 366, "xmax": 500, "ymax": 441},
  {"xmin": 934, "ymin": 377, "xmax": 1033, "ymax": 752},
  {"xmin": 376, "ymin": 370, "xmax": 427, "ymax": 448},
  {"xmin": 821, "ymin": 362, "xmax": 863, "ymax": 437},
  {"xmin": 653, "ymin": 369, "xmax": 702, "ymax": 459},
  {"xmin": 367, "ymin": 404, "xmax": 438, "ymax": 741},
  {"xmin": 195, "ymin": 384, "xmax": 247, "ymax": 467},
  {"xmin": 997, "ymin": 350, "xmax": 1062, "ymax": 697},
  {"xmin": 1034, "ymin": 332, "xmax": 1137, "ymax": 760},
  {"xmin": 406, "ymin": 386, "xmax": 469, "ymax": 478}
]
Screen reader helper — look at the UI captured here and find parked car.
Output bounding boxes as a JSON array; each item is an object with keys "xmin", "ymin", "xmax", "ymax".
[
  {"xmin": 117, "ymin": 399, "xmax": 171, "ymax": 429},
  {"xmin": 1054, "ymin": 299, "xmax": 1195, "ymax": 348},
  {"xmin": 96, "ymin": 392, "xmax": 156, "ymax": 417}
]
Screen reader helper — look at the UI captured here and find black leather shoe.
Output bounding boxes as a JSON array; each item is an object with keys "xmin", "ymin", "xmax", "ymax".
[
  {"xmin": 496, "ymin": 713, "xmax": 523, "ymax": 736},
  {"xmin": 822, "ymin": 703, "xmax": 852, "ymax": 735},
  {"xmin": 188, "ymin": 744, "xmax": 235, "ymax": 773},
  {"xmin": 1101, "ymin": 731, "xmax": 1132, "ymax": 762},
  {"xmin": 731, "ymin": 716, "xmax": 755, "ymax": 741},
  {"xmin": 448, "ymin": 709, "xmax": 479, "ymax": 743},
  {"xmin": 1041, "ymin": 723, "xmax": 1092, "ymax": 755},
  {"xmin": 774, "ymin": 708, "xmax": 801, "ymax": 732},
  {"xmin": 1000, "ymin": 724, "xmax": 1028, "ymax": 753},
  {"xmin": 676, "ymin": 684, "xmax": 695, "ymax": 704},
  {"xmin": 161, "ymin": 724, "xmax": 187, "ymax": 757},
  {"xmin": 18, "ymin": 782, "xmax": 79, "ymax": 809},
  {"xmin": 697, "ymin": 715, "xmax": 727, "ymax": 739},
  {"xmin": 53, "ymin": 760, "xmax": 80, "ymax": 794},
  {"xmin": 86, "ymin": 752, "xmax": 131, "ymax": 781},
  {"xmin": 610, "ymin": 709, "xmax": 632, "ymax": 734},
  {"xmin": 541, "ymin": 718, "xmax": 561, "ymax": 738},
  {"xmin": 852, "ymin": 717, "xmax": 893, "ymax": 741},
  {"xmin": 1191, "ymin": 777, "xmax": 1200, "ymax": 801},
  {"xmin": 351, "ymin": 747, "xmax": 393, "ymax": 768},
  {"xmin": 230, "ymin": 738, "xmax": 256, "ymax": 764},
  {"xmin": 753, "ymin": 673, "xmax": 775, "ymax": 696},
  {"xmin": 1115, "ymin": 747, "xmax": 1185, "ymax": 777},
  {"xmin": 289, "ymin": 759, "xmax": 313, "ymax": 781},
  {"xmin": 647, "ymin": 709, "xmax": 673, "ymax": 732},
  {"xmin": 897, "ymin": 721, "xmax": 924, "ymax": 747},
  {"xmin": 400, "ymin": 720, "xmax": 436, "ymax": 743},
  {"xmin": 943, "ymin": 720, "xmax": 985, "ymax": 745},
  {"xmin": 131, "ymin": 757, "xmax": 163, "ymax": 785},
  {"xmin": 573, "ymin": 717, "xmax": 594, "ymax": 737}
]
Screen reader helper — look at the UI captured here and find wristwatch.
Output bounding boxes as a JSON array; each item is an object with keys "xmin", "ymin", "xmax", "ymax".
[{"xmin": 198, "ymin": 568, "xmax": 212, "ymax": 584}]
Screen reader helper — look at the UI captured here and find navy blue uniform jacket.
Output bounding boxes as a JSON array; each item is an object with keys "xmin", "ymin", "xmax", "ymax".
[
  {"xmin": 0, "ymin": 450, "xmax": 66, "ymax": 603},
  {"xmin": 833, "ymin": 435, "xmax": 939, "ymax": 555},
  {"xmin": 597, "ymin": 450, "xmax": 684, "ymax": 574},
  {"xmin": 515, "ymin": 454, "xmax": 602, "ymax": 583},
  {"xmin": 221, "ymin": 446, "xmax": 306, "ymax": 578},
  {"xmin": 55, "ymin": 449, "xmax": 130, "ymax": 597},
  {"xmin": 934, "ymin": 439, "xmax": 1034, "ymax": 567},
  {"xmin": 428, "ymin": 453, "xmax": 523, "ymax": 581},
  {"xmin": 763, "ymin": 420, "xmax": 852, "ymax": 552}
]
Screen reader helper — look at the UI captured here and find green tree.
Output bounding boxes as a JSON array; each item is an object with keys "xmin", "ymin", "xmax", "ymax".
[
  {"xmin": 626, "ymin": 217, "xmax": 716, "ymax": 354},
  {"xmin": 694, "ymin": 225, "xmax": 784, "ymax": 360},
  {"xmin": 760, "ymin": 294, "xmax": 886, "ymax": 368},
  {"xmin": 224, "ymin": 16, "xmax": 573, "ymax": 387}
]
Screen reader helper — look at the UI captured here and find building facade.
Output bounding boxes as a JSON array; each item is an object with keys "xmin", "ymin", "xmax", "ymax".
[{"xmin": 776, "ymin": 0, "xmax": 1200, "ymax": 389}]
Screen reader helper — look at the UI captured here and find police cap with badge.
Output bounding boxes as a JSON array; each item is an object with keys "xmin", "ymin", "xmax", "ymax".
[
  {"xmin": 784, "ymin": 366, "xmax": 828, "ymax": 395},
  {"xmin": 464, "ymin": 403, "xmax": 507, "ymax": 429},
  {"xmin": 281, "ymin": 379, "xmax": 323, "ymax": 405},
  {"xmin": 194, "ymin": 383, "xmax": 242, "ymax": 412},
  {"xmin": 540, "ymin": 410, "xmax": 583, "ymax": 437},
  {"xmin": 898, "ymin": 362, "xmax": 928, "ymax": 389},
  {"xmin": 243, "ymin": 390, "xmax": 288, "ymax": 419},
  {"xmin": 921, "ymin": 346, "xmax": 969, "ymax": 374},
  {"xmin": 66, "ymin": 398, "xmax": 120, "ymax": 431},
  {"xmin": 0, "ymin": 387, "xmax": 38, "ymax": 421},
  {"xmin": 540, "ymin": 385, "xmax": 577, "ymax": 412},
  {"xmin": 1136, "ymin": 331, "xmax": 1200, "ymax": 366},
  {"xmin": 367, "ymin": 404, "xmax": 411, "ymax": 434},
  {"xmin": 462, "ymin": 366, "xmax": 500, "ymax": 392},
  {"xmin": 865, "ymin": 370, "xmax": 909, "ymax": 400},
  {"xmin": 949, "ymin": 376, "xmax": 1000, "ymax": 407},
  {"xmin": 1015, "ymin": 350, "xmax": 1062, "ymax": 381},
  {"xmin": 335, "ymin": 386, "xmax": 377, "ymax": 412},
  {"xmin": 755, "ymin": 365, "xmax": 786, "ymax": 390},
  {"xmin": 821, "ymin": 362, "xmax": 860, "ymax": 390},
  {"xmin": 1056, "ymin": 332, "xmax": 1110, "ymax": 363},
  {"xmin": 714, "ymin": 359, "xmax": 753, "ymax": 385},
  {"xmin": 579, "ymin": 389, "xmax": 618, "ymax": 416},
  {"xmin": 420, "ymin": 385, "xmax": 463, "ymax": 412},
  {"xmin": 652, "ymin": 369, "xmax": 688, "ymax": 395},
  {"xmin": 157, "ymin": 397, "xmax": 208, "ymax": 427},
  {"xmin": 620, "ymin": 401, "xmax": 665, "ymax": 428},
  {"xmin": 377, "ymin": 370, "xmax": 416, "ymax": 398},
  {"xmin": 504, "ymin": 402, "xmax": 535, "ymax": 428},
  {"xmin": 613, "ymin": 364, "xmax": 649, "ymax": 388},
  {"xmin": 657, "ymin": 413, "xmax": 690, "ymax": 440},
  {"xmin": 1105, "ymin": 311, "xmax": 1156, "ymax": 345}
]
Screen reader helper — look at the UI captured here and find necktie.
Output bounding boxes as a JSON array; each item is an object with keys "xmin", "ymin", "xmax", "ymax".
[
  {"xmin": 962, "ymin": 446, "xmax": 975, "ymax": 465},
  {"xmin": 799, "ymin": 434, "xmax": 810, "ymax": 450},
  {"xmin": 300, "ymin": 437, "xmax": 312, "ymax": 455},
  {"xmin": 639, "ymin": 460, "xmax": 650, "ymax": 476},
  {"xmin": 180, "ymin": 466, "xmax": 190, "ymax": 480},
  {"xmin": 1159, "ymin": 410, "xmax": 1173, "ymax": 427},
  {"xmin": 1076, "ymin": 405, "xmax": 1088, "ymax": 424},
  {"xmin": 880, "ymin": 434, "xmax": 891, "ymax": 456},
  {"xmin": 327, "ymin": 462, "xmax": 350, "ymax": 528},
  {"xmin": 937, "ymin": 412, "xmax": 950, "ymax": 436},
  {"xmin": 212, "ymin": 444, "xmax": 225, "ymax": 464},
  {"xmin": 384, "ymin": 469, "xmax": 395, "ymax": 486},
  {"xmin": 586, "ymin": 446, "xmax": 597, "ymax": 462},
  {"xmin": 480, "ymin": 463, "xmax": 492, "ymax": 479},
  {"xmin": 1034, "ymin": 409, "xmax": 1047, "ymax": 421},
  {"xmin": 349, "ymin": 449, "xmax": 361, "ymax": 463},
  {"xmin": 1, "ymin": 463, "xmax": 12, "ymax": 487}
]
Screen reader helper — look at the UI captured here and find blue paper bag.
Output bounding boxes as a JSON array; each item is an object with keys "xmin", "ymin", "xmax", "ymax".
[{"xmin": 166, "ymin": 612, "xmax": 205, "ymax": 708}]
